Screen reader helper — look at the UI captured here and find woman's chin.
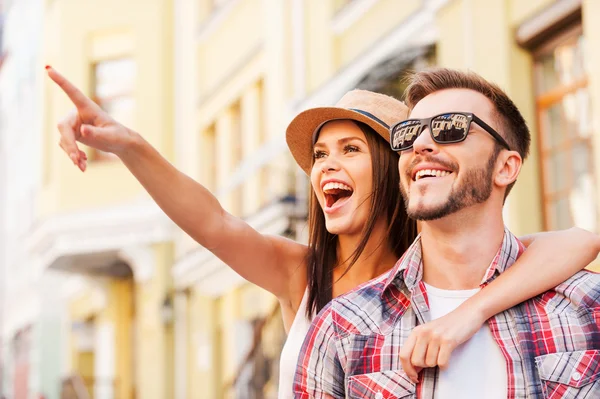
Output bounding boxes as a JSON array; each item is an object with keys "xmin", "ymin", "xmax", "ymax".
[{"xmin": 325, "ymin": 219, "xmax": 357, "ymax": 236}]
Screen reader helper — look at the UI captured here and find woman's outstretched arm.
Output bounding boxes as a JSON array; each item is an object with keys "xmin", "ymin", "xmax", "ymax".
[{"xmin": 46, "ymin": 66, "xmax": 306, "ymax": 300}]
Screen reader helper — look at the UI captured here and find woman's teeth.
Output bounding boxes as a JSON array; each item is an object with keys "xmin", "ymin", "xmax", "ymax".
[
  {"xmin": 415, "ymin": 169, "xmax": 452, "ymax": 181},
  {"xmin": 323, "ymin": 182, "xmax": 352, "ymax": 192},
  {"xmin": 323, "ymin": 182, "xmax": 353, "ymax": 208}
]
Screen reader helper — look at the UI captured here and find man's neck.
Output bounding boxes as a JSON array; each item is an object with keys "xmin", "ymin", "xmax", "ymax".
[{"xmin": 420, "ymin": 205, "xmax": 505, "ymax": 290}]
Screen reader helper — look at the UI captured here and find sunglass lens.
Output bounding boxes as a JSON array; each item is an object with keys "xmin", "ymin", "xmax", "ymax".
[
  {"xmin": 431, "ymin": 113, "xmax": 468, "ymax": 143},
  {"xmin": 391, "ymin": 120, "xmax": 421, "ymax": 150}
]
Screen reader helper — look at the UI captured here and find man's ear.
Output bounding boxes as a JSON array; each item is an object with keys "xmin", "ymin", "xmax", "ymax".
[{"xmin": 495, "ymin": 150, "xmax": 522, "ymax": 189}]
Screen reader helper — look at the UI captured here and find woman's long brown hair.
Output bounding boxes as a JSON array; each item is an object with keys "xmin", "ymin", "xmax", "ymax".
[{"xmin": 305, "ymin": 121, "xmax": 417, "ymax": 318}]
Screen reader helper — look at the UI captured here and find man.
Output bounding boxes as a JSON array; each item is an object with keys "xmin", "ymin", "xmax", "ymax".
[{"xmin": 293, "ymin": 68, "xmax": 600, "ymax": 398}]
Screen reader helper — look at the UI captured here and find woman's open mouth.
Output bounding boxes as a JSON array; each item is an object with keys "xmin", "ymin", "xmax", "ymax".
[{"xmin": 323, "ymin": 182, "xmax": 354, "ymax": 212}]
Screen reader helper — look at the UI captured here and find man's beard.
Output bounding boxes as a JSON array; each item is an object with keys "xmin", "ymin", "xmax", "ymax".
[{"xmin": 400, "ymin": 150, "xmax": 499, "ymax": 221}]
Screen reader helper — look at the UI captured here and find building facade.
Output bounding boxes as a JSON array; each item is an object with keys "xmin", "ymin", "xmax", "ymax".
[
  {"xmin": 22, "ymin": 0, "xmax": 178, "ymax": 399},
  {"xmin": 0, "ymin": 0, "xmax": 50, "ymax": 397},
  {"xmin": 171, "ymin": 0, "xmax": 600, "ymax": 397},
  {"xmin": 2, "ymin": 0, "xmax": 598, "ymax": 398}
]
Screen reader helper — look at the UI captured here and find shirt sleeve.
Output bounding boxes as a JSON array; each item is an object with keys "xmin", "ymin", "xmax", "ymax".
[{"xmin": 293, "ymin": 303, "xmax": 346, "ymax": 399}]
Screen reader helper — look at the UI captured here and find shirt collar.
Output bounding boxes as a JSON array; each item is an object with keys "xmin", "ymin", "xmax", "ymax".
[{"xmin": 382, "ymin": 227, "xmax": 525, "ymax": 295}]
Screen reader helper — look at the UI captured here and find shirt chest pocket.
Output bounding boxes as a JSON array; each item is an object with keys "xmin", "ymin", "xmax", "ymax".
[
  {"xmin": 347, "ymin": 370, "xmax": 416, "ymax": 399},
  {"xmin": 536, "ymin": 350, "xmax": 600, "ymax": 398}
]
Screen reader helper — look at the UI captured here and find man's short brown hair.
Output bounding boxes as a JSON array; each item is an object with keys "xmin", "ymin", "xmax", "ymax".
[{"xmin": 404, "ymin": 68, "xmax": 530, "ymax": 161}]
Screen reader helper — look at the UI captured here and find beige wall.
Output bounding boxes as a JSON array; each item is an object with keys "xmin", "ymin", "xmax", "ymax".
[
  {"xmin": 41, "ymin": 0, "xmax": 174, "ymax": 215},
  {"xmin": 583, "ymin": 0, "xmax": 600, "ymax": 215},
  {"xmin": 69, "ymin": 278, "xmax": 134, "ymax": 399},
  {"xmin": 42, "ymin": 1, "xmax": 178, "ymax": 397},
  {"xmin": 134, "ymin": 242, "xmax": 175, "ymax": 399},
  {"xmin": 334, "ymin": 0, "xmax": 420, "ymax": 69}
]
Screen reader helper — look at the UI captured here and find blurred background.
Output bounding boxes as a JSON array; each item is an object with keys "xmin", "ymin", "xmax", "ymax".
[{"xmin": 0, "ymin": 0, "xmax": 598, "ymax": 398}]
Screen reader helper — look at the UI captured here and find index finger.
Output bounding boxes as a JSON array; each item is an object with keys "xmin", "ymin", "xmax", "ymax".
[
  {"xmin": 45, "ymin": 66, "xmax": 98, "ymax": 111},
  {"xmin": 400, "ymin": 332, "xmax": 419, "ymax": 382}
]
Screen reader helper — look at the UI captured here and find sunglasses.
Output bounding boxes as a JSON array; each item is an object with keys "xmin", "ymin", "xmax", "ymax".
[{"xmin": 389, "ymin": 112, "xmax": 511, "ymax": 152}]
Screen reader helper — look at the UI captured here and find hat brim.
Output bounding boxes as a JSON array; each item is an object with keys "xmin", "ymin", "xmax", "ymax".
[{"xmin": 286, "ymin": 107, "xmax": 391, "ymax": 174}]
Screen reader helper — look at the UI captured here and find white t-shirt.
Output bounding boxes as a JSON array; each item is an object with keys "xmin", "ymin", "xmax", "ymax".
[{"xmin": 424, "ymin": 283, "xmax": 507, "ymax": 399}]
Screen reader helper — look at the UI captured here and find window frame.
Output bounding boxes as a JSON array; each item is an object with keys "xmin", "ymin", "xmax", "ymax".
[
  {"xmin": 90, "ymin": 57, "xmax": 136, "ymax": 162},
  {"xmin": 533, "ymin": 23, "xmax": 595, "ymax": 230}
]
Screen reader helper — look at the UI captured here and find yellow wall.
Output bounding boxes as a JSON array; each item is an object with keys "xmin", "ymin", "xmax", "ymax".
[
  {"xmin": 69, "ymin": 278, "xmax": 134, "ymax": 399},
  {"xmin": 52, "ymin": 2, "xmax": 600, "ymax": 399},
  {"xmin": 305, "ymin": 0, "xmax": 336, "ymax": 93},
  {"xmin": 135, "ymin": 242, "xmax": 175, "ymax": 399},
  {"xmin": 187, "ymin": 290, "xmax": 221, "ymax": 399},
  {"xmin": 334, "ymin": 0, "xmax": 420, "ymax": 68},
  {"xmin": 41, "ymin": 0, "xmax": 174, "ymax": 215},
  {"xmin": 186, "ymin": 283, "xmax": 282, "ymax": 399},
  {"xmin": 197, "ymin": 0, "xmax": 264, "ymax": 97},
  {"xmin": 583, "ymin": 0, "xmax": 600, "ymax": 219}
]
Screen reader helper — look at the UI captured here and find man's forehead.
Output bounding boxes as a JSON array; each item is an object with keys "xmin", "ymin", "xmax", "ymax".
[{"xmin": 408, "ymin": 88, "xmax": 494, "ymax": 119}]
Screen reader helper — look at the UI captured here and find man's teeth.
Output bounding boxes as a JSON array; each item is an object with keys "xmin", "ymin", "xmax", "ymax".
[
  {"xmin": 323, "ymin": 182, "xmax": 353, "ymax": 192},
  {"xmin": 415, "ymin": 169, "xmax": 452, "ymax": 180}
]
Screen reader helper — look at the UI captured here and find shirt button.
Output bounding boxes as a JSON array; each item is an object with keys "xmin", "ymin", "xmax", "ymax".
[
  {"xmin": 375, "ymin": 392, "xmax": 384, "ymax": 399},
  {"xmin": 572, "ymin": 372, "xmax": 582, "ymax": 382}
]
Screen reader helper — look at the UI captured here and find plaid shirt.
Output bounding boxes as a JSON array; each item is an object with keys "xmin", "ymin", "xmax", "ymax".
[{"xmin": 293, "ymin": 229, "xmax": 600, "ymax": 398}]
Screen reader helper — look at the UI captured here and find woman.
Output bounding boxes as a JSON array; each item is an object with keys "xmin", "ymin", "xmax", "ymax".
[{"xmin": 46, "ymin": 66, "xmax": 600, "ymax": 397}]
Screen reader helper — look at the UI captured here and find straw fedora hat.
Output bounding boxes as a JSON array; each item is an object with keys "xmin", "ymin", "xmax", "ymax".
[{"xmin": 286, "ymin": 89, "xmax": 408, "ymax": 174}]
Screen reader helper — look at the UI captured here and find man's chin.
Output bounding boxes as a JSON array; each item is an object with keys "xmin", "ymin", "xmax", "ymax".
[{"xmin": 407, "ymin": 202, "xmax": 453, "ymax": 221}]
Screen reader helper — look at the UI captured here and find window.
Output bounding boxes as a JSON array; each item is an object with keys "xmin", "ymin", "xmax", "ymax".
[
  {"xmin": 91, "ymin": 58, "xmax": 136, "ymax": 161},
  {"xmin": 534, "ymin": 24, "xmax": 597, "ymax": 231}
]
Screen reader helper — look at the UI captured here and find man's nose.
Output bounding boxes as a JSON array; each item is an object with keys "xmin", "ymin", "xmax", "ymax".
[{"xmin": 412, "ymin": 125, "xmax": 438, "ymax": 155}]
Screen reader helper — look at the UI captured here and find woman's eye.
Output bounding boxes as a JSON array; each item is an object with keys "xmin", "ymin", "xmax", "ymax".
[
  {"xmin": 313, "ymin": 150, "xmax": 327, "ymax": 159},
  {"xmin": 344, "ymin": 145, "xmax": 359, "ymax": 153}
]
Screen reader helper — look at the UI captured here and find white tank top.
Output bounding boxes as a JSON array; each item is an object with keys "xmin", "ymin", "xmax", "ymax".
[{"xmin": 278, "ymin": 289, "xmax": 312, "ymax": 399}]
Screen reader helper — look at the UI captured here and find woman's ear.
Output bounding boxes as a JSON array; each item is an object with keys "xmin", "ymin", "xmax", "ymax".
[{"xmin": 495, "ymin": 150, "xmax": 522, "ymax": 189}]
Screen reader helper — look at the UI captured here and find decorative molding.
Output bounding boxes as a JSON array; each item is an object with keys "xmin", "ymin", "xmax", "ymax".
[
  {"xmin": 172, "ymin": 200, "xmax": 294, "ymax": 294},
  {"xmin": 331, "ymin": 0, "xmax": 380, "ymax": 35},
  {"xmin": 59, "ymin": 275, "xmax": 90, "ymax": 301},
  {"xmin": 26, "ymin": 200, "xmax": 175, "ymax": 280},
  {"xmin": 118, "ymin": 246, "xmax": 156, "ymax": 283},
  {"xmin": 516, "ymin": 0, "xmax": 582, "ymax": 49},
  {"xmin": 196, "ymin": 0, "xmax": 241, "ymax": 43}
]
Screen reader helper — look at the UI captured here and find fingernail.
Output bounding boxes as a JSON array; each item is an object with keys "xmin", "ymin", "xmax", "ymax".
[
  {"xmin": 45, "ymin": 65, "xmax": 51, "ymax": 70},
  {"xmin": 70, "ymin": 154, "xmax": 77, "ymax": 164}
]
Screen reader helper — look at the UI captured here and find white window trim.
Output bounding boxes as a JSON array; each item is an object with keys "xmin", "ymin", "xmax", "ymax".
[
  {"xmin": 25, "ymin": 200, "xmax": 175, "ymax": 282},
  {"xmin": 331, "ymin": 0, "xmax": 380, "ymax": 35},
  {"xmin": 197, "ymin": 0, "xmax": 241, "ymax": 43}
]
